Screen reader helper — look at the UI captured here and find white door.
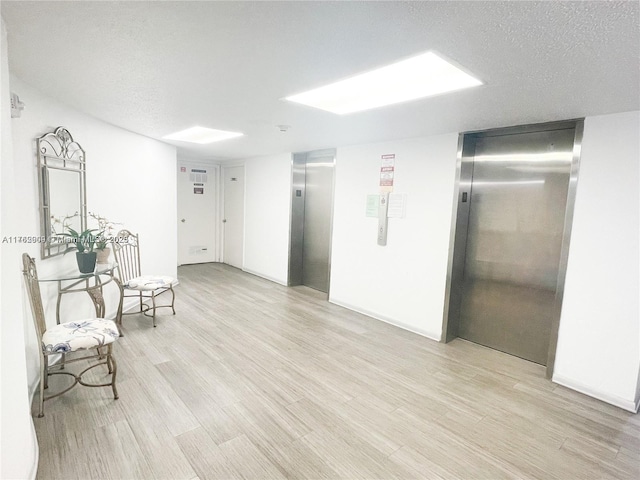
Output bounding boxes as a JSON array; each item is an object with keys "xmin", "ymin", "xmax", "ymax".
[
  {"xmin": 177, "ymin": 163, "xmax": 217, "ymax": 265},
  {"xmin": 223, "ymin": 165, "xmax": 244, "ymax": 269}
]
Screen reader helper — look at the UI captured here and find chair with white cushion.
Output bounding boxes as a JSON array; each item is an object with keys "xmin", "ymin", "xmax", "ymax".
[
  {"xmin": 112, "ymin": 229, "xmax": 176, "ymax": 327},
  {"xmin": 22, "ymin": 253, "xmax": 119, "ymax": 418}
]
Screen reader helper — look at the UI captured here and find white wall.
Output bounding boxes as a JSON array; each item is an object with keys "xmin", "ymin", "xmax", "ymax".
[
  {"xmin": 10, "ymin": 76, "xmax": 178, "ymax": 392},
  {"xmin": 243, "ymin": 152, "xmax": 291, "ymax": 285},
  {"xmin": 1, "ymin": 17, "xmax": 39, "ymax": 480},
  {"xmin": 2, "ymin": 73, "xmax": 177, "ymax": 479},
  {"xmin": 330, "ymin": 134, "xmax": 459, "ymax": 339},
  {"xmin": 553, "ymin": 111, "xmax": 640, "ymax": 412},
  {"xmin": 326, "ymin": 119, "xmax": 639, "ymax": 412},
  {"xmin": 1, "ymin": 70, "xmax": 635, "ymax": 480},
  {"xmin": 225, "ymin": 116, "xmax": 640, "ymax": 413}
]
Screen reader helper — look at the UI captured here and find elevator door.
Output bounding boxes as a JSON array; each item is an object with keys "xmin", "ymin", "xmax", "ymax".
[
  {"xmin": 302, "ymin": 155, "xmax": 334, "ymax": 292},
  {"xmin": 458, "ymin": 128, "xmax": 575, "ymax": 365}
]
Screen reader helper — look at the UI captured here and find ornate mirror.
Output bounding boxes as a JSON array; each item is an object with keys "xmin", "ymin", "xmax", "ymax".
[{"xmin": 37, "ymin": 127, "xmax": 87, "ymax": 259}]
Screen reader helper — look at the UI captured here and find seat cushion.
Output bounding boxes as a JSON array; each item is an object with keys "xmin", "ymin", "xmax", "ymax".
[
  {"xmin": 124, "ymin": 275, "xmax": 174, "ymax": 291},
  {"xmin": 42, "ymin": 319, "xmax": 120, "ymax": 354}
]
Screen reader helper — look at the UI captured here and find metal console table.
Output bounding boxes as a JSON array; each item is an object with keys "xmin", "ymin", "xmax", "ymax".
[{"xmin": 38, "ymin": 262, "xmax": 124, "ymax": 334}]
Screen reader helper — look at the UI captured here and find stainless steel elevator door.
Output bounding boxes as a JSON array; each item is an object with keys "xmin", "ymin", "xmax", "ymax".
[
  {"xmin": 458, "ymin": 128, "xmax": 575, "ymax": 365},
  {"xmin": 302, "ymin": 156, "xmax": 334, "ymax": 292}
]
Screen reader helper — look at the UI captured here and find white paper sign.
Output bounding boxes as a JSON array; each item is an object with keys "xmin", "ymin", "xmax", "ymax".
[
  {"xmin": 366, "ymin": 195, "xmax": 379, "ymax": 217},
  {"xmin": 387, "ymin": 193, "xmax": 407, "ymax": 218}
]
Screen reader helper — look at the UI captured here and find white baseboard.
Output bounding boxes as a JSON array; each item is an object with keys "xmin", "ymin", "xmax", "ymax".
[
  {"xmin": 242, "ymin": 268, "xmax": 288, "ymax": 287},
  {"xmin": 27, "ymin": 380, "xmax": 40, "ymax": 480},
  {"xmin": 27, "ymin": 409, "xmax": 39, "ymax": 480},
  {"xmin": 552, "ymin": 373, "xmax": 639, "ymax": 413},
  {"xmin": 328, "ymin": 297, "xmax": 441, "ymax": 342}
]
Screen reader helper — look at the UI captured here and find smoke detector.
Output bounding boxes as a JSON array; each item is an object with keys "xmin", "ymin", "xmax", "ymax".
[{"xmin": 276, "ymin": 124, "xmax": 291, "ymax": 132}]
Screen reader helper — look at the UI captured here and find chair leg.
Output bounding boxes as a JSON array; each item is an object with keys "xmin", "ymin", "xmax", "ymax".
[
  {"xmin": 38, "ymin": 354, "xmax": 46, "ymax": 418},
  {"xmin": 170, "ymin": 285, "xmax": 176, "ymax": 315},
  {"xmin": 106, "ymin": 348, "xmax": 113, "ymax": 374},
  {"xmin": 138, "ymin": 292, "xmax": 144, "ymax": 313},
  {"xmin": 44, "ymin": 354, "xmax": 49, "ymax": 390},
  {"xmin": 151, "ymin": 293, "xmax": 157, "ymax": 327},
  {"xmin": 108, "ymin": 344, "xmax": 119, "ymax": 400}
]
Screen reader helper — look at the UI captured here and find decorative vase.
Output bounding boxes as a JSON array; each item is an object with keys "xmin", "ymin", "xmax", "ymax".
[
  {"xmin": 96, "ymin": 247, "xmax": 111, "ymax": 264},
  {"xmin": 76, "ymin": 251, "xmax": 97, "ymax": 273}
]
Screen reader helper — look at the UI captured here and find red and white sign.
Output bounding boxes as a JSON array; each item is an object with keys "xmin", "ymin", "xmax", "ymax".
[
  {"xmin": 380, "ymin": 166, "xmax": 394, "ymax": 186},
  {"xmin": 381, "ymin": 154, "xmax": 395, "ymax": 167},
  {"xmin": 380, "ymin": 154, "xmax": 396, "ymax": 189}
]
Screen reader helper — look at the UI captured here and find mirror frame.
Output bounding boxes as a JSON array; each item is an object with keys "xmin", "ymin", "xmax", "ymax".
[{"xmin": 37, "ymin": 127, "xmax": 87, "ymax": 259}]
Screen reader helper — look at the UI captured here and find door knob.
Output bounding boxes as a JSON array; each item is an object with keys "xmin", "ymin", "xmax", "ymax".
[
  {"xmin": 181, "ymin": 219, "xmax": 186, "ymax": 223},
  {"xmin": 222, "ymin": 219, "xmax": 227, "ymax": 223}
]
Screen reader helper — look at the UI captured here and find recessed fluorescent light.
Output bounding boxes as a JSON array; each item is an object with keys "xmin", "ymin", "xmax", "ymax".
[
  {"xmin": 284, "ymin": 51, "xmax": 482, "ymax": 114},
  {"xmin": 163, "ymin": 126, "xmax": 243, "ymax": 144}
]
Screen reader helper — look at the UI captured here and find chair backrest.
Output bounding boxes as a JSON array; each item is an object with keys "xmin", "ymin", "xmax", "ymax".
[
  {"xmin": 112, "ymin": 229, "xmax": 142, "ymax": 283},
  {"xmin": 22, "ymin": 253, "xmax": 47, "ymax": 343}
]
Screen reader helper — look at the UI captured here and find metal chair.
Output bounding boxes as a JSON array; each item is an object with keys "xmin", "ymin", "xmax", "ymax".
[
  {"xmin": 22, "ymin": 253, "xmax": 119, "ymax": 418},
  {"xmin": 112, "ymin": 229, "xmax": 176, "ymax": 327}
]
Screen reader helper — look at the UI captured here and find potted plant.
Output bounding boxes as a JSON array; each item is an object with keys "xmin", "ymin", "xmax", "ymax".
[
  {"xmin": 61, "ymin": 227, "xmax": 101, "ymax": 273},
  {"xmin": 89, "ymin": 212, "xmax": 121, "ymax": 264},
  {"xmin": 95, "ymin": 235, "xmax": 111, "ymax": 263}
]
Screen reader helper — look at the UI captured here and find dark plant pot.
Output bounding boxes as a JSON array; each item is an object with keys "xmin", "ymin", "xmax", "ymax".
[{"xmin": 76, "ymin": 251, "xmax": 97, "ymax": 273}]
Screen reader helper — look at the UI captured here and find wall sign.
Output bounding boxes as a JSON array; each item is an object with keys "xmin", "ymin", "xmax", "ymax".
[
  {"xmin": 190, "ymin": 169, "xmax": 208, "ymax": 183},
  {"xmin": 366, "ymin": 194, "xmax": 379, "ymax": 217},
  {"xmin": 379, "ymin": 154, "xmax": 395, "ymax": 192},
  {"xmin": 378, "ymin": 154, "xmax": 396, "ymax": 246},
  {"xmin": 388, "ymin": 193, "xmax": 407, "ymax": 218},
  {"xmin": 380, "ymin": 166, "xmax": 394, "ymax": 187}
]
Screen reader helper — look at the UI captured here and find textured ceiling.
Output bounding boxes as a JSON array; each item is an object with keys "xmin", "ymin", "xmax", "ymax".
[{"xmin": 2, "ymin": 1, "xmax": 639, "ymax": 161}]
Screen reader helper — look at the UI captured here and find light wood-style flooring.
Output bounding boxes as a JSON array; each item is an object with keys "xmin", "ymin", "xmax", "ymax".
[{"xmin": 34, "ymin": 263, "xmax": 640, "ymax": 479}]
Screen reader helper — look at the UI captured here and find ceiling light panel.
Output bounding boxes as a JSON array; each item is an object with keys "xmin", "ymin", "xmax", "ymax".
[
  {"xmin": 285, "ymin": 52, "xmax": 482, "ymax": 115},
  {"xmin": 163, "ymin": 126, "xmax": 243, "ymax": 144}
]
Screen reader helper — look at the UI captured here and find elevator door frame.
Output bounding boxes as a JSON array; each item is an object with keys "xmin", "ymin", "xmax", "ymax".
[
  {"xmin": 441, "ymin": 119, "xmax": 584, "ymax": 378},
  {"xmin": 288, "ymin": 149, "xmax": 336, "ymax": 296}
]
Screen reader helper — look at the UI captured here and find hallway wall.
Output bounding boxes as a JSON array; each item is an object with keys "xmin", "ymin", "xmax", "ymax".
[
  {"xmin": 554, "ymin": 111, "xmax": 640, "ymax": 411},
  {"xmin": 330, "ymin": 134, "xmax": 459, "ymax": 340},
  {"xmin": 243, "ymin": 152, "xmax": 291, "ymax": 285},
  {"xmin": 6, "ymin": 75, "xmax": 178, "ymax": 421},
  {"xmin": 1, "ymin": 18, "xmax": 38, "ymax": 480},
  {"xmin": 241, "ymin": 113, "xmax": 640, "ymax": 412}
]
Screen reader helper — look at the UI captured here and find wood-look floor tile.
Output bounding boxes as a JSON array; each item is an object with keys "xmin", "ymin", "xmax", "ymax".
[
  {"xmin": 388, "ymin": 445, "xmax": 468, "ymax": 480},
  {"xmin": 127, "ymin": 358, "xmax": 200, "ymax": 436},
  {"xmin": 300, "ymin": 428, "xmax": 406, "ymax": 479},
  {"xmin": 33, "ymin": 263, "xmax": 640, "ymax": 480},
  {"xmin": 223, "ymin": 397, "xmax": 311, "ymax": 449},
  {"xmin": 124, "ymin": 414, "xmax": 198, "ymax": 479},
  {"xmin": 89, "ymin": 420, "xmax": 156, "ymax": 479},
  {"xmin": 612, "ymin": 450, "xmax": 640, "ymax": 479},
  {"xmin": 254, "ymin": 437, "xmax": 341, "ymax": 480},
  {"xmin": 218, "ymin": 434, "xmax": 287, "ymax": 480},
  {"xmin": 175, "ymin": 427, "xmax": 243, "ymax": 480}
]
